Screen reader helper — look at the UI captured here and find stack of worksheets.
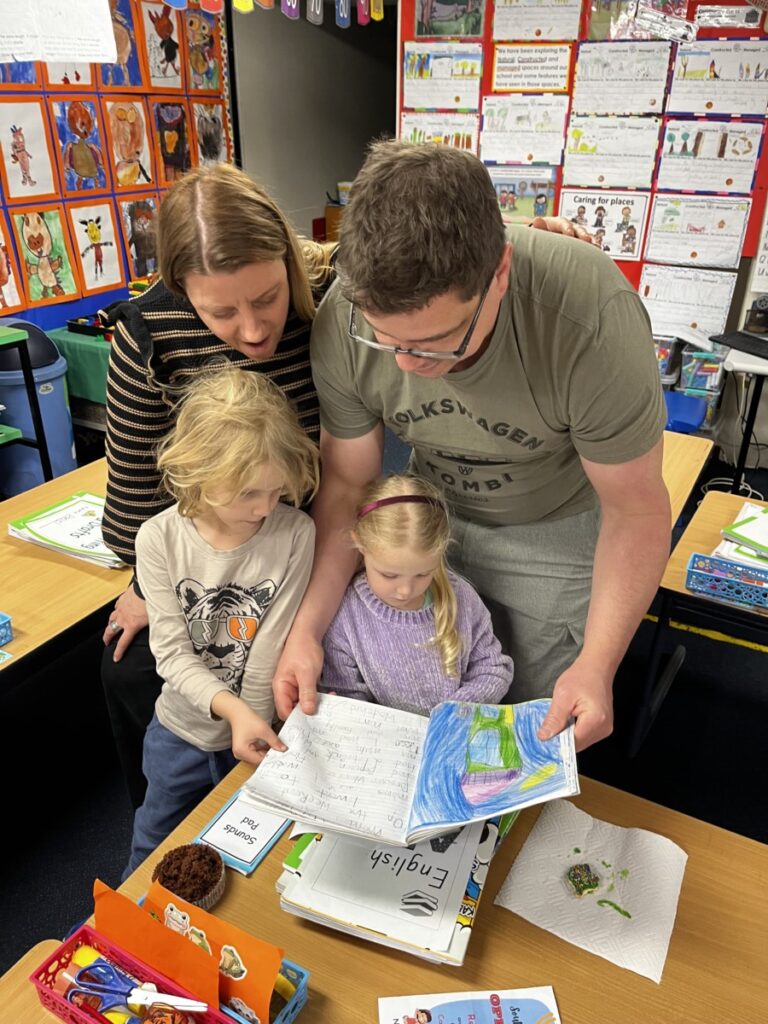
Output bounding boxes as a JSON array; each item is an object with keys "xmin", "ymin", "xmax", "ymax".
[
  {"xmin": 7, "ymin": 492, "xmax": 123, "ymax": 568},
  {"xmin": 717, "ymin": 502, "xmax": 768, "ymax": 568}
]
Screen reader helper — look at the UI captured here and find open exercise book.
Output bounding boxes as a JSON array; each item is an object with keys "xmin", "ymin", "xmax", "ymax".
[
  {"xmin": 7, "ymin": 492, "xmax": 123, "ymax": 568},
  {"xmin": 241, "ymin": 695, "xmax": 579, "ymax": 846}
]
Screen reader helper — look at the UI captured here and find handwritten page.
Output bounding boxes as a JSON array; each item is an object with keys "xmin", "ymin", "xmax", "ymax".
[
  {"xmin": 241, "ymin": 697, "xmax": 428, "ymax": 844},
  {"xmin": 572, "ymin": 41, "xmax": 671, "ymax": 115},
  {"xmin": 403, "ymin": 42, "xmax": 482, "ymax": 111},
  {"xmin": 480, "ymin": 94, "xmax": 569, "ymax": 164},
  {"xmin": 639, "ymin": 265, "xmax": 737, "ymax": 336},
  {"xmin": 656, "ymin": 119, "xmax": 763, "ymax": 194},
  {"xmin": 493, "ymin": 43, "xmax": 572, "ymax": 92},
  {"xmin": 0, "ymin": 0, "xmax": 116, "ymax": 62},
  {"xmin": 645, "ymin": 194, "xmax": 751, "ymax": 268},
  {"xmin": 668, "ymin": 42, "xmax": 768, "ymax": 116},
  {"xmin": 400, "ymin": 111, "xmax": 480, "ymax": 154},
  {"xmin": 493, "ymin": 0, "xmax": 582, "ymax": 41},
  {"xmin": 558, "ymin": 188, "xmax": 649, "ymax": 261},
  {"xmin": 563, "ymin": 115, "xmax": 661, "ymax": 188}
]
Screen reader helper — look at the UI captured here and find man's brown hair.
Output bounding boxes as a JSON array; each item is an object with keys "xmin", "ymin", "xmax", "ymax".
[{"xmin": 337, "ymin": 140, "xmax": 506, "ymax": 314}]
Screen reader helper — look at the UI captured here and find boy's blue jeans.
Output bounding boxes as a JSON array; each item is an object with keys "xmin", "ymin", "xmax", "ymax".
[{"xmin": 124, "ymin": 713, "xmax": 236, "ymax": 879}]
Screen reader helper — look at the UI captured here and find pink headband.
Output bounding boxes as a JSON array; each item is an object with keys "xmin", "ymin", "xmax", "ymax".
[{"xmin": 357, "ymin": 494, "xmax": 445, "ymax": 520}]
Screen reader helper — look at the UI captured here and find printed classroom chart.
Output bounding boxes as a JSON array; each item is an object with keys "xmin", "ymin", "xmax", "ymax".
[
  {"xmin": 572, "ymin": 41, "xmax": 672, "ymax": 115},
  {"xmin": 558, "ymin": 188, "xmax": 649, "ymax": 260},
  {"xmin": 493, "ymin": 0, "xmax": 582, "ymax": 41},
  {"xmin": 488, "ymin": 166, "xmax": 557, "ymax": 220},
  {"xmin": 668, "ymin": 42, "xmax": 768, "ymax": 116},
  {"xmin": 645, "ymin": 195, "xmax": 751, "ymax": 268},
  {"xmin": 493, "ymin": 43, "xmax": 572, "ymax": 92},
  {"xmin": 480, "ymin": 95, "xmax": 569, "ymax": 164},
  {"xmin": 403, "ymin": 42, "xmax": 483, "ymax": 110},
  {"xmin": 657, "ymin": 119, "xmax": 763, "ymax": 194},
  {"xmin": 639, "ymin": 264, "xmax": 737, "ymax": 336},
  {"xmin": 563, "ymin": 115, "xmax": 661, "ymax": 188},
  {"xmin": 400, "ymin": 112, "xmax": 480, "ymax": 154}
]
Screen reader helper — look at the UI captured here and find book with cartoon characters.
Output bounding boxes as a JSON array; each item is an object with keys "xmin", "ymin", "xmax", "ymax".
[
  {"xmin": 7, "ymin": 491, "xmax": 124, "ymax": 568},
  {"xmin": 241, "ymin": 694, "xmax": 578, "ymax": 846},
  {"xmin": 378, "ymin": 986, "xmax": 561, "ymax": 1024}
]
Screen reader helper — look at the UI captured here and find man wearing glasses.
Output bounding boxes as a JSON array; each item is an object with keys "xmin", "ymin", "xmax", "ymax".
[{"xmin": 274, "ymin": 141, "xmax": 670, "ymax": 753}]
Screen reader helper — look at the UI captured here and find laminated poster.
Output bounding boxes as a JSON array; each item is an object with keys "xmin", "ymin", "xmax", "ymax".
[
  {"xmin": 493, "ymin": 0, "xmax": 581, "ymax": 41},
  {"xmin": 400, "ymin": 111, "xmax": 480, "ymax": 154},
  {"xmin": 572, "ymin": 41, "xmax": 671, "ymax": 115},
  {"xmin": 558, "ymin": 188, "xmax": 649, "ymax": 261},
  {"xmin": 639, "ymin": 264, "xmax": 737, "ymax": 336},
  {"xmin": 416, "ymin": 0, "xmax": 486, "ymax": 38},
  {"xmin": 493, "ymin": 43, "xmax": 572, "ymax": 93},
  {"xmin": 645, "ymin": 194, "xmax": 751, "ymax": 269},
  {"xmin": 562, "ymin": 114, "xmax": 661, "ymax": 188},
  {"xmin": 480, "ymin": 94, "xmax": 569, "ymax": 165},
  {"xmin": 657, "ymin": 118, "xmax": 763, "ymax": 194},
  {"xmin": 488, "ymin": 166, "xmax": 556, "ymax": 221},
  {"xmin": 403, "ymin": 42, "xmax": 482, "ymax": 111},
  {"xmin": 378, "ymin": 986, "xmax": 561, "ymax": 1024},
  {"xmin": 668, "ymin": 41, "xmax": 768, "ymax": 116}
]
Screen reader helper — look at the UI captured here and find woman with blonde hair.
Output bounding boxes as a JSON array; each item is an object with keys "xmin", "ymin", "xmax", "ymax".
[{"xmin": 320, "ymin": 474, "xmax": 513, "ymax": 715}]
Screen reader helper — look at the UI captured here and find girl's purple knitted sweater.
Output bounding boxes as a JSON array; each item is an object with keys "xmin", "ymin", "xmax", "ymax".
[{"xmin": 320, "ymin": 571, "xmax": 514, "ymax": 715}]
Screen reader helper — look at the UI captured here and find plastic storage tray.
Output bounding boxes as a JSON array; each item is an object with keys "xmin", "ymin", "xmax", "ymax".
[
  {"xmin": 30, "ymin": 924, "xmax": 309, "ymax": 1024},
  {"xmin": 680, "ymin": 348, "xmax": 725, "ymax": 392},
  {"xmin": 685, "ymin": 553, "xmax": 768, "ymax": 610},
  {"xmin": 675, "ymin": 385, "xmax": 721, "ymax": 432}
]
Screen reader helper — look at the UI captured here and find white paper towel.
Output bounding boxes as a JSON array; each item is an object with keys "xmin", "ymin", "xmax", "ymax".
[{"xmin": 494, "ymin": 799, "xmax": 687, "ymax": 982}]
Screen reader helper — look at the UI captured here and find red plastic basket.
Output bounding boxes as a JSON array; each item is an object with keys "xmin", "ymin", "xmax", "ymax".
[{"xmin": 29, "ymin": 924, "xmax": 231, "ymax": 1024}]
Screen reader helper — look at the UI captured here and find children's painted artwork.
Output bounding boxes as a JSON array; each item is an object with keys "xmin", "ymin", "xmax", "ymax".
[
  {"xmin": 378, "ymin": 987, "xmax": 561, "ymax": 1024},
  {"xmin": 100, "ymin": 0, "xmax": 148, "ymax": 91},
  {"xmin": 184, "ymin": 5, "xmax": 223, "ymax": 93},
  {"xmin": 0, "ymin": 98, "xmax": 59, "ymax": 204},
  {"xmin": 488, "ymin": 167, "xmax": 557, "ymax": 222},
  {"xmin": 0, "ymin": 61, "xmax": 39, "ymax": 89},
  {"xmin": 10, "ymin": 205, "xmax": 81, "ymax": 307},
  {"xmin": 138, "ymin": 0, "xmax": 185, "ymax": 91},
  {"xmin": 118, "ymin": 193, "xmax": 159, "ymax": 278},
  {"xmin": 150, "ymin": 99, "xmax": 193, "ymax": 186},
  {"xmin": 558, "ymin": 188, "xmax": 650, "ymax": 261},
  {"xmin": 67, "ymin": 199, "xmax": 126, "ymax": 296},
  {"xmin": 42, "ymin": 62, "xmax": 95, "ymax": 89},
  {"xmin": 191, "ymin": 99, "xmax": 230, "ymax": 166},
  {"xmin": 49, "ymin": 97, "xmax": 110, "ymax": 197},
  {"xmin": 415, "ymin": 0, "xmax": 486, "ymax": 38},
  {"xmin": 102, "ymin": 97, "xmax": 155, "ymax": 190},
  {"xmin": 0, "ymin": 213, "xmax": 25, "ymax": 315}
]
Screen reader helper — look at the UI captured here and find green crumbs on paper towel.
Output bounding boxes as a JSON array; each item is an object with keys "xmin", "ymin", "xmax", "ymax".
[{"xmin": 597, "ymin": 898, "xmax": 632, "ymax": 918}]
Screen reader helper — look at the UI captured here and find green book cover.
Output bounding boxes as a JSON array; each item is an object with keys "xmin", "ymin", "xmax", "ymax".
[{"xmin": 722, "ymin": 509, "xmax": 768, "ymax": 558}]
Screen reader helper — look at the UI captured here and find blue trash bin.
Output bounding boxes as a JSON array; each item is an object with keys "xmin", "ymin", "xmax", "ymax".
[{"xmin": 0, "ymin": 350, "xmax": 76, "ymax": 497}]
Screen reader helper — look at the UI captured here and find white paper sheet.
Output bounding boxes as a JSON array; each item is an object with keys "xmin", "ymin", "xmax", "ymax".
[
  {"xmin": 400, "ymin": 111, "xmax": 480, "ymax": 154},
  {"xmin": 572, "ymin": 41, "xmax": 671, "ymax": 115},
  {"xmin": 0, "ymin": 0, "xmax": 116, "ymax": 62},
  {"xmin": 563, "ymin": 115, "xmax": 661, "ymax": 188},
  {"xmin": 639, "ymin": 264, "xmax": 737, "ymax": 336},
  {"xmin": 645, "ymin": 194, "xmax": 751, "ymax": 268},
  {"xmin": 668, "ymin": 41, "xmax": 768, "ymax": 116},
  {"xmin": 656, "ymin": 119, "xmax": 763, "ymax": 194},
  {"xmin": 493, "ymin": 43, "xmax": 571, "ymax": 92},
  {"xmin": 403, "ymin": 42, "xmax": 483, "ymax": 111},
  {"xmin": 480, "ymin": 94, "xmax": 569, "ymax": 164},
  {"xmin": 493, "ymin": 0, "xmax": 581, "ymax": 41},
  {"xmin": 558, "ymin": 188, "xmax": 649, "ymax": 260},
  {"xmin": 494, "ymin": 800, "xmax": 687, "ymax": 983}
]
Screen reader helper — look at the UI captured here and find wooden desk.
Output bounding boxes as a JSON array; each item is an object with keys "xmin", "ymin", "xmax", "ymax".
[
  {"xmin": 0, "ymin": 458, "xmax": 128, "ymax": 673},
  {"xmin": 6, "ymin": 767, "xmax": 766, "ymax": 1023},
  {"xmin": 661, "ymin": 430, "xmax": 713, "ymax": 525}
]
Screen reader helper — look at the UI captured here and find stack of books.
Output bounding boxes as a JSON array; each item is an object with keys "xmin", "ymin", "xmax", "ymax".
[
  {"xmin": 241, "ymin": 694, "xmax": 579, "ymax": 965},
  {"xmin": 7, "ymin": 492, "xmax": 123, "ymax": 569},
  {"xmin": 716, "ymin": 502, "xmax": 768, "ymax": 568},
  {"xmin": 685, "ymin": 501, "xmax": 768, "ymax": 610}
]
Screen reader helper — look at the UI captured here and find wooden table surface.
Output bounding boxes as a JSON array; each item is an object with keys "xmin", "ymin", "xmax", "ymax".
[
  {"xmin": 661, "ymin": 431, "xmax": 713, "ymax": 526},
  {"xmin": 0, "ymin": 459, "xmax": 129, "ymax": 669},
  {"xmin": 6, "ymin": 768, "xmax": 768, "ymax": 1023}
]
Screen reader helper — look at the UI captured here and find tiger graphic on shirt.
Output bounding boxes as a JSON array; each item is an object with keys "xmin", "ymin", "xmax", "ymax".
[{"xmin": 176, "ymin": 577, "xmax": 277, "ymax": 695}]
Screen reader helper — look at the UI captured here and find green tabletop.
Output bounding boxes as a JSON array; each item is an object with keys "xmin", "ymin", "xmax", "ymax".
[
  {"xmin": 48, "ymin": 327, "xmax": 110, "ymax": 405},
  {"xmin": 0, "ymin": 325, "xmax": 29, "ymax": 346}
]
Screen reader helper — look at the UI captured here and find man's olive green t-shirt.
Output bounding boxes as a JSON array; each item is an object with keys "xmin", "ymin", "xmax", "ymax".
[{"xmin": 311, "ymin": 226, "xmax": 666, "ymax": 527}]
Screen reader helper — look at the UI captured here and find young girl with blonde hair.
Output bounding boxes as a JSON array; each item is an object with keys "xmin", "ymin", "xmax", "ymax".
[
  {"xmin": 320, "ymin": 475, "xmax": 513, "ymax": 715},
  {"xmin": 125, "ymin": 364, "xmax": 318, "ymax": 875}
]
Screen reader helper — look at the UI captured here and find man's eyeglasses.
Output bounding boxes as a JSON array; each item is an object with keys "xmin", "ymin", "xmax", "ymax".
[{"xmin": 347, "ymin": 281, "xmax": 491, "ymax": 361}]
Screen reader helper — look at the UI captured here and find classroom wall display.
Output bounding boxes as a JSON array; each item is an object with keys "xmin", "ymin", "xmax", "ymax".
[
  {"xmin": 644, "ymin": 193, "xmax": 751, "ymax": 269},
  {"xmin": 558, "ymin": 188, "xmax": 650, "ymax": 259},
  {"xmin": 493, "ymin": 0, "xmax": 582, "ymax": 42},
  {"xmin": 417, "ymin": 0, "xmax": 486, "ymax": 38},
  {"xmin": 488, "ymin": 166, "xmax": 556, "ymax": 219},
  {"xmin": 100, "ymin": 0, "xmax": 149, "ymax": 92},
  {"xmin": 42, "ymin": 63, "xmax": 96, "ymax": 90},
  {"xmin": 102, "ymin": 96, "xmax": 156, "ymax": 190},
  {"xmin": 149, "ymin": 97, "xmax": 194, "ymax": 186},
  {"xmin": 656, "ymin": 117, "xmax": 763, "ymax": 193},
  {"xmin": 9, "ymin": 204, "xmax": 81, "ymax": 307},
  {"xmin": 0, "ymin": 211, "xmax": 25, "ymax": 315},
  {"xmin": 190, "ymin": 98, "xmax": 230, "ymax": 165},
  {"xmin": 400, "ymin": 111, "xmax": 480, "ymax": 152},
  {"xmin": 571, "ymin": 41, "xmax": 672, "ymax": 115},
  {"xmin": 138, "ymin": 0, "xmax": 186, "ymax": 92},
  {"xmin": 117, "ymin": 192, "xmax": 159, "ymax": 278},
  {"xmin": 563, "ymin": 114, "xmax": 661, "ymax": 188},
  {"xmin": 49, "ymin": 96, "xmax": 111, "ymax": 197},
  {"xmin": 0, "ymin": 97, "xmax": 60, "ymax": 203},
  {"xmin": 480, "ymin": 94, "xmax": 569, "ymax": 164},
  {"xmin": 668, "ymin": 40, "xmax": 768, "ymax": 116},
  {"xmin": 67, "ymin": 198, "xmax": 127, "ymax": 296},
  {"xmin": 403, "ymin": 42, "xmax": 483, "ymax": 110},
  {"xmin": 184, "ymin": 5, "xmax": 224, "ymax": 93}
]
